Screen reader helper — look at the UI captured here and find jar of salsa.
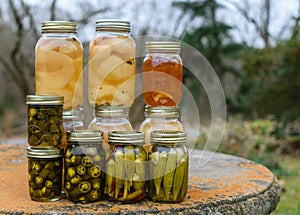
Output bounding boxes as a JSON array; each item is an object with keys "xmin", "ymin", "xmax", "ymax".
[
  {"xmin": 88, "ymin": 19, "xmax": 136, "ymax": 107},
  {"xmin": 35, "ymin": 21, "xmax": 83, "ymax": 111},
  {"xmin": 143, "ymin": 41, "xmax": 182, "ymax": 107}
]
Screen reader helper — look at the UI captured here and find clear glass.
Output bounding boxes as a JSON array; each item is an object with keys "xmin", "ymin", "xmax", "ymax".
[
  {"xmin": 35, "ymin": 32, "xmax": 83, "ymax": 110},
  {"xmin": 88, "ymin": 31, "xmax": 136, "ymax": 106}
]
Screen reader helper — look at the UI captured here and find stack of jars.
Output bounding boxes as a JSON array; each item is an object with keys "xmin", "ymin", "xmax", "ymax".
[{"xmin": 26, "ymin": 19, "xmax": 188, "ymax": 204}]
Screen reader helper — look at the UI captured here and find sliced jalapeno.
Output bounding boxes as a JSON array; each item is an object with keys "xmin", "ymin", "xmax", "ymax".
[
  {"xmin": 81, "ymin": 156, "xmax": 93, "ymax": 167},
  {"xmin": 65, "ymin": 181, "xmax": 71, "ymax": 190},
  {"xmin": 67, "ymin": 167, "xmax": 76, "ymax": 178},
  {"xmin": 89, "ymin": 165, "xmax": 101, "ymax": 178},
  {"xmin": 78, "ymin": 181, "xmax": 91, "ymax": 193},
  {"xmin": 92, "ymin": 179, "xmax": 101, "ymax": 190},
  {"xmin": 31, "ymin": 162, "xmax": 42, "ymax": 172},
  {"xmin": 76, "ymin": 165, "xmax": 86, "ymax": 175},
  {"xmin": 70, "ymin": 155, "xmax": 81, "ymax": 165},
  {"xmin": 70, "ymin": 175, "xmax": 82, "ymax": 185},
  {"xmin": 35, "ymin": 176, "xmax": 44, "ymax": 185}
]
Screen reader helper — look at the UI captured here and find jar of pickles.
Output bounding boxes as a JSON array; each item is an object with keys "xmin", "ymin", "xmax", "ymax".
[
  {"xmin": 88, "ymin": 19, "xmax": 136, "ymax": 107},
  {"xmin": 149, "ymin": 130, "xmax": 188, "ymax": 203},
  {"xmin": 35, "ymin": 21, "xmax": 83, "ymax": 111},
  {"xmin": 27, "ymin": 146, "xmax": 64, "ymax": 202},
  {"xmin": 139, "ymin": 106, "xmax": 184, "ymax": 152},
  {"xmin": 26, "ymin": 95, "xmax": 63, "ymax": 147},
  {"xmin": 143, "ymin": 41, "xmax": 182, "ymax": 107},
  {"xmin": 64, "ymin": 130, "xmax": 104, "ymax": 203},
  {"xmin": 105, "ymin": 131, "xmax": 146, "ymax": 203}
]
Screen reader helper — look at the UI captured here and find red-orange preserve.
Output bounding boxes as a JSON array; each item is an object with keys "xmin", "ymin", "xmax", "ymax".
[{"xmin": 143, "ymin": 41, "xmax": 182, "ymax": 107}]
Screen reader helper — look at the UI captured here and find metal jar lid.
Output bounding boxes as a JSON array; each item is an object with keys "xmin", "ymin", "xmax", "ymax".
[
  {"xmin": 63, "ymin": 109, "xmax": 83, "ymax": 121},
  {"xmin": 26, "ymin": 95, "xmax": 64, "ymax": 105},
  {"xmin": 108, "ymin": 131, "xmax": 144, "ymax": 145},
  {"xmin": 150, "ymin": 130, "xmax": 187, "ymax": 145},
  {"xmin": 27, "ymin": 146, "xmax": 64, "ymax": 158},
  {"xmin": 41, "ymin": 21, "xmax": 77, "ymax": 33},
  {"xmin": 146, "ymin": 41, "xmax": 181, "ymax": 53},
  {"xmin": 96, "ymin": 19, "xmax": 131, "ymax": 32},
  {"xmin": 67, "ymin": 130, "xmax": 103, "ymax": 143},
  {"xmin": 95, "ymin": 105, "xmax": 129, "ymax": 118},
  {"xmin": 145, "ymin": 106, "xmax": 180, "ymax": 118}
]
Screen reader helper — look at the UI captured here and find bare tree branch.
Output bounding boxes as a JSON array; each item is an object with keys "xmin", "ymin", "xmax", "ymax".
[
  {"xmin": 21, "ymin": 0, "xmax": 39, "ymax": 41},
  {"xmin": 50, "ymin": 0, "xmax": 57, "ymax": 21}
]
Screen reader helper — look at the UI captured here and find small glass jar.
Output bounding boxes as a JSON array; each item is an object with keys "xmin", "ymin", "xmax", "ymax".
[
  {"xmin": 88, "ymin": 105, "xmax": 133, "ymax": 157},
  {"xmin": 143, "ymin": 41, "xmax": 183, "ymax": 107},
  {"xmin": 64, "ymin": 130, "xmax": 104, "ymax": 203},
  {"xmin": 35, "ymin": 21, "xmax": 83, "ymax": 111},
  {"xmin": 26, "ymin": 95, "xmax": 63, "ymax": 147},
  {"xmin": 88, "ymin": 19, "xmax": 136, "ymax": 107},
  {"xmin": 27, "ymin": 146, "xmax": 64, "ymax": 202},
  {"xmin": 139, "ymin": 106, "xmax": 183, "ymax": 152},
  {"xmin": 105, "ymin": 131, "xmax": 146, "ymax": 203},
  {"xmin": 149, "ymin": 130, "xmax": 188, "ymax": 203}
]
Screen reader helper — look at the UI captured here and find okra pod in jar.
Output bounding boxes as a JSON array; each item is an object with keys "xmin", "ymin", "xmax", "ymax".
[
  {"xmin": 27, "ymin": 146, "xmax": 64, "ymax": 202},
  {"xmin": 88, "ymin": 19, "xmax": 136, "ymax": 107},
  {"xmin": 65, "ymin": 130, "xmax": 104, "ymax": 203},
  {"xmin": 105, "ymin": 131, "xmax": 146, "ymax": 203},
  {"xmin": 26, "ymin": 95, "xmax": 63, "ymax": 147},
  {"xmin": 149, "ymin": 130, "xmax": 188, "ymax": 203},
  {"xmin": 35, "ymin": 21, "xmax": 83, "ymax": 111},
  {"xmin": 143, "ymin": 41, "xmax": 182, "ymax": 107}
]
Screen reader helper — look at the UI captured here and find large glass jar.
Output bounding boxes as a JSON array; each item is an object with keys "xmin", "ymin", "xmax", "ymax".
[
  {"xmin": 149, "ymin": 130, "xmax": 188, "ymax": 203},
  {"xmin": 105, "ymin": 131, "xmax": 146, "ymax": 203},
  {"xmin": 35, "ymin": 21, "xmax": 83, "ymax": 111},
  {"xmin": 88, "ymin": 19, "xmax": 136, "ymax": 107},
  {"xmin": 27, "ymin": 146, "xmax": 63, "ymax": 202},
  {"xmin": 143, "ymin": 41, "xmax": 182, "ymax": 107},
  {"xmin": 88, "ymin": 105, "xmax": 133, "ymax": 157},
  {"xmin": 139, "ymin": 106, "xmax": 183, "ymax": 152},
  {"xmin": 64, "ymin": 130, "xmax": 104, "ymax": 203},
  {"xmin": 26, "ymin": 95, "xmax": 63, "ymax": 148}
]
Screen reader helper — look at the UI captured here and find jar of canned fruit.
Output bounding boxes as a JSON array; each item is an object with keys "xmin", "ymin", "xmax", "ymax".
[
  {"xmin": 149, "ymin": 130, "xmax": 188, "ymax": 203},
  {"xmin": 105, "ymin": 131, "xmax": 146, "ymax": 203},
  {"xmin": 143, "ymin": 41, "xmax": 182, "ymax": 107},
  {"xmin": 35, "ymin": 21, "xmax": 83, "ymax": 111},
  {"xmin": 88, "ymin": 19, "xmax": 136, "ymax": 107},
  {"xmin": 26, "ymin": 95, "xmax": 63, "ymax": 148},
  {"xmin": 27, "ymin": 146, "xmax": 64, "ymax": 202},
  {"xmin": 64, "ymin": 130, "xmax": 104, "ymax": 203}
]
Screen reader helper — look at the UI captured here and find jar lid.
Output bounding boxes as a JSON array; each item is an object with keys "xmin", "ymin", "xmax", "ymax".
[
  {"xmin": 26, "ymin": 95, "xmax": 64, "ymax": 105},
  {"xmin": 41, "ymin": 21, "xmax": 77, "ymax": 33},
  {"xmin": 27, "ymin": 146, "xmax": 64, "ymax": 158},
  {"xmin": 146, "ymin": 41, "xmax": 181, "ymax": 53},
  {"xmin": 96, "ymin": 19, "xmax": 131, "ymax": 32},
  {"xmin": 63, "ymin": 109, "xmax": 83, "ymax": 121},
  {"xmin": 108, "ymin": 131, "xmax": 144, "ymax": 145},
  {"xmin": 145, "ymin": 106, "xmax": 180, "ymax": 118},
  {"xmin": 95, "ymin": 105, "xmax": 129, "ymax": 118},
  {"xmin": 150, "ymin": 130, "xmax": 187, "ymax": 144},
  {"xmin": 67, "ymin": 130, "xmax": 103, "ymax": 143}
]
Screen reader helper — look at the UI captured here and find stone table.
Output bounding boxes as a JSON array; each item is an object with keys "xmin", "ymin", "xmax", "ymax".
[{"xmin": 0, "ymin": 143, "xmax": 280, "ymax": 214}]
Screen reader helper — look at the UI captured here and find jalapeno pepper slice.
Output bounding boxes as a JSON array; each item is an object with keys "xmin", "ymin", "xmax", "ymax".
[
  {"xmin": 89, "ymin": 165, "xmax": 101, "ymax": 178},
  {"xmin": 78, "ymin": 181, "xmax": 91, "ymax": 193},
  {"xmin": 81, "ymin": 156, "xmax": 93, "ymax": 167},
  {"xmin": 76, "ymin": 165, "xmax": 86, "ymax": 175}
]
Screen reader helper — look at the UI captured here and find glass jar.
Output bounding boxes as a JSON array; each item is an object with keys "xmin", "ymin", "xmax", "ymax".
[
  {"xmin": 26, "ymin": 95, "xmax": 63, "ymax": 147},
  {"xmin": 88, "ymin": 105, "xmax": 133, "ymax": 157},
  {"xmin": 105, "ymin": 131, "xmax": 146, "ymax": 203},
  {"xmin": 143, "ymin": 41, "xmax": 182, "ymax": 107},
  {"xmin": 88, "ymin": 19, "xmax": 136, "ymax": 107},
  {"xmin": 139, "ymin": 106, "xmax": 183, "ymax": 152},
  {"xmin": 149, "ymin": 130, "xmax": 188, "ymax": 203},
  {"xmin": 27, "ymin": 146, "xmax": 64, "ymax": 202},
  {"xmin": 64, "ymin": 130, "xmax": 104, "ymax": 203},
  {"xmin": 35, "ymin": 21, "xmax": 83, "ymax": 111}
]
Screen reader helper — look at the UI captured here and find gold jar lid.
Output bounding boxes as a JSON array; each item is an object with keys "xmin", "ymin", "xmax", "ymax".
[
  {"xmin": 150, "ymin": 130, "xmax": 187, "ymax": 144},
  {"xmin": 145, "ymin": 106, "xmax": 180, "ymax": 118},
  {"xmin": 95, "ymin": 105, "xmax": 129, "ymax": 118},
  {"xmin": 67, "ymin": 130, "xmax": 103, "ymax": 143},
  {"xmin": 41, "ymin": 21, "xmax": 77, "ymax": 33},
  {"xmin": 108, "ymin": 131, "xmax": 144, "ymax": 145},
  {"xmin": 26, "ymin": 95, "xmax": 64, "ymax": 105},
  {"xmin": 96, "ymin": 19, "xmax": 131, "ymax": 32},
  {"xmin": 146, "ymin": 41, "xmax": 181, "ymax": 53},
  {"xmin": 27, "ymin": 146, "xmax": 64, "ymax": 158}
]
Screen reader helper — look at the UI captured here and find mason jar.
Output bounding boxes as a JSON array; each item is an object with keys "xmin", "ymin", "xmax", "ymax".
[
  {"xmin": 88, "ymin": 19, "xmax": 136, "ymax": 107},
  {"xmin": 143, "ymin": 41, "xmax": 182, "ymax": 107},
  {"xmin": 64, "ymin": 130, "xmax": 104, "ymax": 203},
  {"xmin": 149, "ymin": 130, "xmax": 188, "ymax": 203},
  {"xmin": 105, "ymin": 131, "xmax": 146, "ymax": 203},
  {"xmin": 27, "ymin": 146, "xmax": 64, "ymax": 202},
  {"xmin": 139, "ymin": 106, "xmax": 183, "ymax": 152},
  {"xmin": 35, "ymin": 21, "xmax": 83, "ymax": 111},
  {"xmin": 26, "ymin": 95, "xmax": 63, "ymax": 148}
]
